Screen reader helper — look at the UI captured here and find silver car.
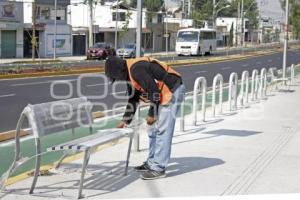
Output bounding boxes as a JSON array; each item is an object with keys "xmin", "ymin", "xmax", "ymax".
[{"xmin": 117, "ymin": 43, "xmax": 144, "ymax": 58}]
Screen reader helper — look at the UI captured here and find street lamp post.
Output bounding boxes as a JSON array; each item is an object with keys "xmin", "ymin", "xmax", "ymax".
[
  {"xmin": 136, "ymin": 0, "xmax": 142, "ymax": 58},
  {"xmin": 54, "ymin": 0, "xmax": 57, "ymax": 60},
  {"xmin": 282, "ymin": 0, "xmax": 289, "ymax": 81},
  {"xmin": 115, "ymin": 0, "xmax": 119, "ymax": 50}
]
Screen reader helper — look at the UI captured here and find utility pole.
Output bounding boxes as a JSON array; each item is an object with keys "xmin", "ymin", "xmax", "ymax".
[
  {"xmin": 241, "ymin": 0, "xmax": 244, "ymax": 47},
  {"xmin": 282, "ymin": 0, "xmax": 289, "ymax": 80},
  {"xmin": 165, "ymin": 12, "xmax": 168, "ymax": 54},
  {"xmin": 88, "ymin": 0, "xmax": 94, "ymax": 48},
  {"xmin": 213, "ymin": 0, "xmax": 216, "ymax": 28},
  {"xmin": 115, "ymin": 0, "xmax": 119, "ymax": 50},
  {"xmin": 32, "ymin": 0, "xmax": 36, "ymax": 61},
  {"xmin": 54, "ymin": 0, "xmax": 57, "ymax": 60},
  {"xmin": 236, "ymin": 1, "xmax": 240, "ymax": 47},
  {"xmin": 136, "ymin": 0, "xmax": 142, "ymax": 58}
]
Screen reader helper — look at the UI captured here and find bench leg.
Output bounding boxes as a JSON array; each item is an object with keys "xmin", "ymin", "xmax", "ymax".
[
  {"xmin": 124, "ymin": 135, "xmax": 134, "ymax": 176},
  {"xmin": 55, "ymin": 151, "xmax": 73, "ymax": 169},
  {"xmin": 30, "ymin": 139, "xmax": 41, "ymax": 194},
  {"xmin": 78, "ymin": 150, "xmax": 90, "ymax": 199}
]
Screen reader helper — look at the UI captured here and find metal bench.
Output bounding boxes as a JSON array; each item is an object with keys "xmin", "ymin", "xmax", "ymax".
[{"xmin": 0, "ymin": 97, "xmax": 135, "ymax": 199}]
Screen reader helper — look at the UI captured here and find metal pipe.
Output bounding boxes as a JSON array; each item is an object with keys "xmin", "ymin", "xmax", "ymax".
[
  {"xmin": 180, "ymin": 97, "xmax": 185, "ymax": 132},
  {"xmin": 251, "ymin": 69, "xmax": 259, "ymax": 101},
  {"xmin": 136, "ymin": 0, "xmax": 142, "ymax": 57},
  {"xmin": 239, "ymin": 71, "xmax": 249, "ymax": 106},
  {"xmin": 228, "ymin": 72, "xmax": 238, "ymax": 111},
  {"xmin": 282, "ymin": 0, "xmax": 289, "ymax": 82},
  {"xmin": 134, "ymin": 105, "xmax": 142, "ymax": 152},
  {"xmin": 212, "ymin": 74, "xmax": 224, "ymax": 117},
  {"xmin": 259, "ymin": 68, "xmax": 267, "ymax": 98},
  {"xmin": 192, "ymin": 77, "xmax": 207, "ymax": 125},
  {"xmin": 54, "ymin": 0, "xmax": 57, "ymax": 60},
  {"xmin": 115, "ymin": 0, "xmax": 119, "ymax": 50},
  {"xmin": 290, "ymin": 64, "xmax": 295, "ymax": 84}
]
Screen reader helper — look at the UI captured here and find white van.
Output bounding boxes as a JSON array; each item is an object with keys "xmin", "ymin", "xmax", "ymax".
[{"xmin": 176, "ymin": 28, "xmax": 217, "ymax": 56}]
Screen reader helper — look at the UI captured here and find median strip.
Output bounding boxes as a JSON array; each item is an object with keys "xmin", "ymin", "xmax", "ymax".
[{"xmin": 0, "ymin": 48, "xmax": 291, "ymax": 80}]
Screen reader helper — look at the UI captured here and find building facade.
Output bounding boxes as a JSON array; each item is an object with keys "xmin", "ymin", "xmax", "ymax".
[
  {"xmin": 0, "ymin": 0, "xmax": 24, "ymax": 58},
  {"xmin": 23, "ymin": 0, "xmax": 72, "ymax": 58},
  {"xmin": 69, "ymin": 0, "xmax": 167, "ymax": 55}
]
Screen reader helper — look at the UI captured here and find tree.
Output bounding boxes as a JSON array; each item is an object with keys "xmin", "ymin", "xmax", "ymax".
[
  {"xmin": 191, "ymin": 0, "xmax": 259, "ymax": 30},
  {"xmin": 280, "ymin": 0, "xmax": 300, "ymax": 39},
  {"xmin": 229, "ymin": 22, "xmax": 234, "ymax": 46}
]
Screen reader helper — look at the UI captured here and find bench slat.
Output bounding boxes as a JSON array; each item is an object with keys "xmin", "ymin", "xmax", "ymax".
[{"xmin": 47, "ymin": 128, "xmax": 133, "ymax": 151}]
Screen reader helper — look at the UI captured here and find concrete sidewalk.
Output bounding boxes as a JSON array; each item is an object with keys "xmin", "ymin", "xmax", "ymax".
[{"xmin": 1, "ymin": 77, "xmax": 300, "ymax": 199}]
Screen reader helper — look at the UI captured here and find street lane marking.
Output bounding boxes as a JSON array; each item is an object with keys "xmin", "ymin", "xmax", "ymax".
[
  {"xmin": 0, "ymin": 94, "xmax": 15, "ymax": 98},
  {"xmin": 87, "ymin": 83, "xmax": 108, "ymax": 87},
  {"xmin": 221, "ymin": 67, "xmax": 232, "ymax": 70},
  {"xmin": 268, "ymin": 59, "xmax": 273, "ymax": 62},
  {"xmin": 242, "ymin": 64, "xmax": 249, "ymax": 67},
  {"xmin": 11, "ymin": 79, "xmax": 77, "ymax": 86},
  {"xmin": 196, "ymin": 70, "xmax": 207, "ymax": 74},
  {"xmin": 111, "ymin": 91, "xmax": 126, "ymax": 95}
]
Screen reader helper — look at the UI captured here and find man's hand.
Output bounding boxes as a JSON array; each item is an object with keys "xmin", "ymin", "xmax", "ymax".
[
  {"xmin": 146, "ymin": 116, "xmax": 156, "ymax": 125},
  {"xmin": 117, "ymin": 121, "xmax": 126, "ymax": 128}
]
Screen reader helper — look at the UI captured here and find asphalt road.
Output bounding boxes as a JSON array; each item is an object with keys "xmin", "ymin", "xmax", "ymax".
[
  {"xmin": 1, "ymin": 48, "xmax": 300, "ymax": 133},
  {"xmin": 0, "ymin": 43, "xmax": 282, "ymax": 69}
]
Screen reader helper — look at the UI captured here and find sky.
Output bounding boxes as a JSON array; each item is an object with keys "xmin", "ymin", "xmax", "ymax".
[{"xmin": 164, "ymin": 0, "xmax": 285, "ymax": 22}]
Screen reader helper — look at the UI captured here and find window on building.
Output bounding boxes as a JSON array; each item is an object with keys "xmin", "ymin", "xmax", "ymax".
[
  {"xmin": 112, "ymin": 12, "xmax": 126, "ymax": 21},
  {"xmin": 157, "ymin": 14, "xmax": 163, "ymax": 23}
]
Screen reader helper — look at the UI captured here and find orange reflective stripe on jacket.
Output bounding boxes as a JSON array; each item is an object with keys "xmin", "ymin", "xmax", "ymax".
[{"xmin": 126, "ymin": 56, "xmax": 181, "ymax": 105}]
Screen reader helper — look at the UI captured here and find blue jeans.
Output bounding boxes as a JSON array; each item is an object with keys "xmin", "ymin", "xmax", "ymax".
[{"xmin": 146, "ymin": 84, "xmax": 186, "ymax": 172}]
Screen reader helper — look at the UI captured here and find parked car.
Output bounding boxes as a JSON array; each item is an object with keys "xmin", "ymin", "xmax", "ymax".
[
  {"xmin": 87, "ymin": 43, "xmax": 116, "ymax": 60},
  {"xmin": 117, "ymin": 43, "xmax": 144, "ymax": 58}
]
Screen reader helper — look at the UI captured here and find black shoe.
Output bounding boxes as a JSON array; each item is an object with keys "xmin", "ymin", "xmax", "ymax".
[
  {"xmin": 134, "ymin": 163, "xmax": 150, "ymax": 172},
  {"xmin": 140, "ymin": 170, "xmax": 166, "ymax": 180}
]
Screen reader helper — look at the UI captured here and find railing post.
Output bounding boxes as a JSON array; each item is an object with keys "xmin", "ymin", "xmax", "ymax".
[
  {"xmin": 212, "ymin": 74, "xmax": 224, "ymax": 117},
  {"xmin": 290, "ymin": 64, "xmax": 295, "ymax": 84},
  {"xmin": 251, "ymin": 69, "xmax": 259, "ymax": 101},
  {"xmin": 228, "ymin": 72, "xmax": 238, "ymax": 111},
  {"xmin": 192, "ymin": 77, "xmax": 207, "ymax": 126},
  {"xmin": 180, "ymin": 97, "xmax": 185, "ymax": 132},
  {"xmin": 259, "ymin": 68, "xmax": 267, "ymax": 98},
  {"xmin": 134, "ymin": 105, "xmax": 141, "ymax": 152},
  {"xmin": 239, "ymin": 71, "xmax": 249, "ymax": 106}
]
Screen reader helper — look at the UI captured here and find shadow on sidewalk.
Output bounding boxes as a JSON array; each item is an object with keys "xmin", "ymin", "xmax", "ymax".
[
  {"xmin": 202, "ymin": 129, "xmax": 261, "ymax": 137},
  {"xmin": 1, "ymin": 156, "xmax": 225, "ymax": 199},
  {"xmin": 167, "ymin": 156, "xmax": 225, "ymax": 177}
]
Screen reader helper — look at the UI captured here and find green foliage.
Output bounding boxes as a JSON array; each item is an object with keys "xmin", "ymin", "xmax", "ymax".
[
  {"xmin": 191, "ymin": 0, "xmax": 259, "ymax": 29},
  {"xmin": 130, "ymin": 0, "xmax": 163, "ymax": 11},
  {"xmin": 119, "ymin": 10, "xmax": 133, "ymax": 38},
  {"xmin": 280, "ymin": 0, "xmax": 300, "ymax": 39},
  {"xmin": 144, "ymin": 0, "xmax": 163, "ymax": 12}
]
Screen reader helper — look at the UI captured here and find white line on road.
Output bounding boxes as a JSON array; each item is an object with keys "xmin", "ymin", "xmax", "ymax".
[
  {"xmin": 11, "ymin": 79, "xmax": 77, "ymax": 86},
  {"xmin": 111, "ymin": 91, "xmax": 127, "ymax": 95},
  {"xmin": 87, "ymin": 83, "xmax": 108, "ymax": 87},
  {"xmin": 196, "ymin": 70, "xmax": 207, "ymax": 74},
  {"xmin": 221, "ymin": 67, "xmax": 232, "ymax": 70},
  {"xmin": 242, "ymin": 64, "xmax": 249, "ymax": 67},
  {"xmin": 268, "ymin": 59, "xmax": 273, "ymax": 62},
  {"xmin": 0, "ymin": 94, "xmax": 15, "ymax": 98}
]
